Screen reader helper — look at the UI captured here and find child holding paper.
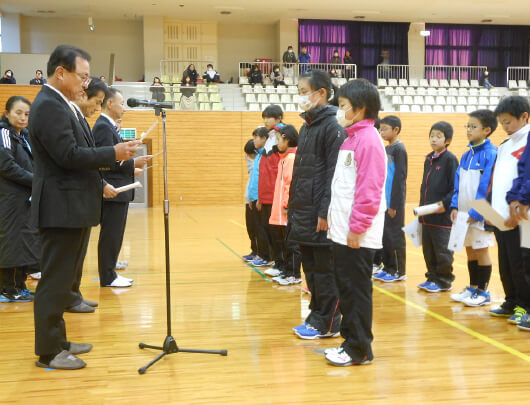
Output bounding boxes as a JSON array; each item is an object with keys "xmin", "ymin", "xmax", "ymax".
[
  {"xmin": 490, "ymin": 96, "xmax": 530, "ymax": 325},
  {"xmin": 418, "ymin": 122, "xmax": 459, "ymax": 293},
  {"xmin": 449, "ymin": 110, "xmax": 498, "ymax": 306}
]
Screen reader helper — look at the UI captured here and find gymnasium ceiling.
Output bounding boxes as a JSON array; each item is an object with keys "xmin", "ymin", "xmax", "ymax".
[{"xmin": 1, "ymin": 0, "xmax": 530, "ymax": 25}]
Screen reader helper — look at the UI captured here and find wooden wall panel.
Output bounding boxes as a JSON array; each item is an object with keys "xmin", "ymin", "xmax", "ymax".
[
  {"xmin": 0, "ymin": 85, "xmax": 41, "ymax": 110},
  {"xmin": 0, "ymin": 86, "xmax": 510, "ymax": 207}
]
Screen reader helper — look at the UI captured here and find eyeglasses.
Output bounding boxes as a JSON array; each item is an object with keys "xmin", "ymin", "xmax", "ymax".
[
  {"xmin": 74, "ymin": 72, "xmax": 91, "ymax": 85},
  {"xmin": 464, "ymin": 125, "xmax": 485, "ymax": 131}
]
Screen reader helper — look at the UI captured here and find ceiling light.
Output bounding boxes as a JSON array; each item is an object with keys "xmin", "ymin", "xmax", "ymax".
[{"xmin": 420, "ymin": 30, "xmax": 431, "ymax": 37}]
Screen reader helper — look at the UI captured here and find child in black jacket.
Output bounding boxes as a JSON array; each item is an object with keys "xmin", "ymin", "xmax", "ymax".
[{"xmin": 418, "ymin": 121, "xmax": 459, "ymax": 293}]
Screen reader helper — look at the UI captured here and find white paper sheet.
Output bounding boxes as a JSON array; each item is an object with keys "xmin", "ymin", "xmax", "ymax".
[
  {"xmin": 402, "ymin": 218, "xmax": 422, "ymax": 248},
  {"xmin": 467, "ymin": 199, "xmax": 510, "ymax": 231},
  {"xmin": 413, "ymin": 202, "xmax": 442, "ymax": 217},
  {"xmin": 448, "ymin": 211, "xmax": 470, "ymax": 252},
  {"xmin": 520, "ymin": 220, "xmax": 530, "ymax": 248},
  {"xmin": 114, "ymin": 181, "xmax": 142, "ymax": 194}
]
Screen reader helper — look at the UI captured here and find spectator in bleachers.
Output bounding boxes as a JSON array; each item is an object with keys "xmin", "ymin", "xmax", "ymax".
[
  {"xmin": 183, "ymin": 64, "xmax": 199, "ymax": 85},
  {"xmin": 283, "ymin": 45, "xmax": 297, "ymax": 79},
  {"xmin": 150, "ymin": 76, "xmax": 165, "ymax": 102},
  {"xmin": 203, "ymin": 64, "xmax": 220, "ymax": 84},
  {"xmin": 180, "ymin": 74, "xmax": 197, "ymax": 110},
  {"xmin": 481, "ymin": 70, "xmax": 493, "ymax": 90},
  {"xmin": 270, "ymin": 65, "xmax": 286, "ymax": 87},
  {"xmin": 344, "ymin": 50, "xmax": 354, "ymax": 79},
  {"xmin": 99, "ymin": 75, "xmax": 107, "ymax": 83},
  {"xmin": 299, "ymin": 46, "xmax": 311, "ymax": 64},
  {"xmin": 0, "ymin": 70, "xmax": 16, "ymax": 84},
  {"xmin": 330, "ymin": 50, "xmax": 341, "ymax": 65},
  {"xmin": 330, "ymin": 50, "xmax": 342, "ymax": 78},
  {"xmin": 29, "ymin": 70, "xmax": 46, "ymax": 85},
  {"xmin": 248, "ymin": 65, "xmax": 263, "ymax": 85}
]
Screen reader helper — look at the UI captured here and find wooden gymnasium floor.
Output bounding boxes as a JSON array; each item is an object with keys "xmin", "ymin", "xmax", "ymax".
[{"xmin": 1, "ymin": 206, "xmax": 528, "ymax": 404}]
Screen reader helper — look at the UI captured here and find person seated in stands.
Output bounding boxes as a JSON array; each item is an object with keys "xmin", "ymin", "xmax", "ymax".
[
  {"xmin": 183, "ymin": 64, "xmax": 199, "ymax": 85},
  {"xmin": 99, "ymin": 75, "xmax": 107, "ymax": 83},
  {"xmin": 150, "ymin": 76, "xmax": 165, "ymax": 102},
  {"xmin": 329, "ymin": 68, "xmax": 339, "ymax": 78},
  {"xmin": 180, "ymin": 74, "xmax": 197, "ymax": 111},
  {"xmin": 29, "ymin": 70, "xmax": 46, "ymax": 85},
  {"xmin": 0, "ymin": 70, "xmax": 16, "ymax": 84},
  {"xmin": 203, "ymin": 64, "xmax": 220, "ymax": 84},
  {"xmin": 270, "ymin": 65, "xmax": 286, "ymax": 87},
  {"xmin": 248, "ymin": 65, "xmax": 263, "ymax": 85},
  {"xmin": 343, "ymin": 50, "xmax": 354, "ymax": 79},
  {"xmin": 481, "ymin": 70, "xmax": 493, "ymax": 90}
]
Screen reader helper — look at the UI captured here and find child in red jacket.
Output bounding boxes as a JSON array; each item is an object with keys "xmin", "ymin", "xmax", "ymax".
[{"xmin": 269, "ymin": 125, "xmax": 301, "ymax": 285}]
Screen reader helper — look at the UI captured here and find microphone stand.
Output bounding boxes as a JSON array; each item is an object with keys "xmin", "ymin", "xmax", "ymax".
[{"xmin": 138, "ymin": 107, "xmax": 227, "ymax": 374}]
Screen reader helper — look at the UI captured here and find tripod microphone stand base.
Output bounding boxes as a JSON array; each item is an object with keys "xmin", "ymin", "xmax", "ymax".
[{"xmin": 138, "ymin": 337, "xmax": 228, "ymax": 374}]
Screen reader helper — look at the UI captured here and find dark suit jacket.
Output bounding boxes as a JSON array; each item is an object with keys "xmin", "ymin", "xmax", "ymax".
[
  {"xmin": 92, "ymin": 115, "xmax": 135, "ymax": 203},
  {"xmin": 29, "ymin": 85, "xmax": 116, "ymax": 228}
]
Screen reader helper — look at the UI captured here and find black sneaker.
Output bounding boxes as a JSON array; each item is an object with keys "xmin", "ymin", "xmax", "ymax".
[
  {"xmin": 489, "ymin": 305, "xmax": 514, "ymax": 317},
  {"xmin": 1, "ymin": 289, "xmax": 32, "ymax": 302}
]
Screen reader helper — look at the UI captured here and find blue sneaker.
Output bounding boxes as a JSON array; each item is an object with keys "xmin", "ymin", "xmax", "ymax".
[
  {"xmin": 294, "ymin": 324, "xmax": 340, "ymax": 340},
  {"xmin": 242, "ymin": 253, "xmax": 256, "ymax": 262},
  {"xmin": 417, "ymin": 281, "xmax": 430, "ymax": 290},
  {"xmin": 380, "ymin": 273, "xmax": 407, "ymax": 283},
  {"xmin": 423, "ymin": 282, "xmax": 452, "ymax": 293},
  {"xmin": 252, "ymin": 258, "xmax": 273, "ymax": 267},
  {"xmin": 517, "ymin": 314, "xmax": 530, "ymax": 331},
  {"xmin": 489, "ymin": 305, "xmax": 514, "ymax": 317},
  {"xmin": 372, "ymin": 270, "xmax": 388, "ymax": 280},
  {"xmin": 292, "ymin": 323, "xmax": 307, "ymax": 334},
  {"xmin": 463, "ymin": 290, "xmax": 491, "ymax": 307},
  {"xmin": 508, "ymin": 306, "xmax": 527, "ymax": 325},
  {"xmin": 0, "ymin": 294, "xmax": 10, "ymax": 303}
]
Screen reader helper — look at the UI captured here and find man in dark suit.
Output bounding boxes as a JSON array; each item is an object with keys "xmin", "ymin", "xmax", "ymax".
[
  {"xmin": 93, "ymin": 88, "xmax": 151, "ymax": 288},
  {"xmin": 29, "ymin": 70, "xmax": 47, "ymax": 85},
  {"xmin": 29, "ymin": 45, "xmax": 140, "ymax": 370},
  {"xmin": 64, "ymin": 76, "xmax": 109, "ymax": 313}
]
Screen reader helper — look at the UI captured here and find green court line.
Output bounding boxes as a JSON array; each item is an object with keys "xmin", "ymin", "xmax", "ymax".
[
  {"xmin": 183, "ymin": 212, "xmax": 199, "ymax": 224},
  {"xmin": 216, "ymin": 237, "xmax": 269, "ymax": 281}
]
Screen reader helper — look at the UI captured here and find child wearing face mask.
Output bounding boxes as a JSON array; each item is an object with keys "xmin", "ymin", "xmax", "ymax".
[
  {"xmin": 270, "ymin": 65, "xmax": 285, "ymax": 88},
  {"xmin": 289, "ymin": 70, "xmax": 346, "ymax": 340},
  {"xmin": 325, "ymin": 79, "xmax": 386, "ymax": 367}
]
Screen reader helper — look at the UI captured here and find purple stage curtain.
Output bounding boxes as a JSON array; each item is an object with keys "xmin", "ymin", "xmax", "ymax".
[
  {"xmin": 298, "ymin": 19, "xmax": 409, "ymax": 83},
  {"xmin": 426, "ymin": 23, "xmax": 530, "ymax": 86}
]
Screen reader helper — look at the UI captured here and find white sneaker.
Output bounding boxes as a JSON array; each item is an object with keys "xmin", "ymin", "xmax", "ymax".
[
  {"xmin": 277, "ymin": 276, "xmax": 303, "ymax": 286},
  {"xmin": 29, "ymin": 272, "xmax": 41, "ymax": 280},
  {"xmin": 372, "ymin": 264, "xmax": 383, "ymax": 275},
  {"xmin": 324, "ymin": 347, "xmax": 341, "ymax": 355},
  {"xmin": 272, "ymin": 274, "xmax": 285, "ymax": 283},
  {"xmin": 325, "ymin": 348, "xmax": 372, "ymax": 366},
  {"xmin": 450, "ymin": 286, "xmax": 474, "ymax": 303},
  {"xmin": 264, "ymin": 268, "xmax": 282, "ymax": 277},
  {"xmin": 106, "ymin": 277, "xmax": 132, "ymax": 288},
  {"xmin": 116, "ymin": 274, "xmax": 133, "ymax": 283},
  {"xmin": 463, "ymin": 290, "xmax": 491, "ymax": 307},
  {"xmin": 115, "ymin": 261, "xmax": 128, "ymax": 270}
]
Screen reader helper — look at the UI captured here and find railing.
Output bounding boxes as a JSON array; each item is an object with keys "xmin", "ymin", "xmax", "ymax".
[
  {"xmin": 507, "ymin": 67, "xmax": 530, "ymax": 87},
  {"xmin": 377, "ymin": 64, "xmax": 487, "ymax": 82},
  {"xmin": 159, "ymin": 59, "xmax": 216, "ymax": 84},
  {"xmin": 239, "ymin": 61, "xmax": 357, "ymax": 83}
]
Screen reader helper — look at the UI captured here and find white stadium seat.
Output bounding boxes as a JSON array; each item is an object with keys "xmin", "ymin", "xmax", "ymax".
[
  {"xmin": 399, "ymin": 79, "xmax": 408, "ymax": 87},
  {"xmin": 399, "ymin": 105, "xmax": 411, "ymax": 112},
  {"xmin": 411, "ymin": 105, "xmax": 421, "ymax": 112}
]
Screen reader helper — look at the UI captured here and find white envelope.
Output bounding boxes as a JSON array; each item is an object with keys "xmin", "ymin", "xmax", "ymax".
[
  {"xmin": 520, "ymin": 219, "xmax": 530, "ymax": 248},
  {"xmin": 402, "ymin": 218, "xmax": 422, "ymax": 248},
  {"xmin": 467, "ymin": 199, "xmax": 510, "ymax": 231},
  {"xmin": 448, "ymin": 211, "xmax": 470, "ymax": 252}
]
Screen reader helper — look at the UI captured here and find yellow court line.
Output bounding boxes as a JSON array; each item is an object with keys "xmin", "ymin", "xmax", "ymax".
[
  {"xmin": 373, "ymin": 285, "xmax": 530, "ymax": 363},
  {"xmin": 230, "ymin": 219, "xmax": 246, "ymax": 229}
]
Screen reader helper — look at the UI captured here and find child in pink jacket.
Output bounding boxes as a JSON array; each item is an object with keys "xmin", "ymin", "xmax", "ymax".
[
  {"xmin": 325, "ymin": 79, "xmax": 387, "ymax": 367},
  {"xmin": 269, "ymin": 125, "xmax": 301, "ymax": 285}
]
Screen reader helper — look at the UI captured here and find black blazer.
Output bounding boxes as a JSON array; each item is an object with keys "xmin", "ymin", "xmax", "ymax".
[
  {"xmin": 28, "ymin": 85, "xmax": 116, "ymax": 228},
  {"xmin": 92, "ymin": 115, "xmax": 135, "ymax": 203}
]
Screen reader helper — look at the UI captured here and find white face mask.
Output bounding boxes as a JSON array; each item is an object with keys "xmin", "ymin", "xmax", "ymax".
[
  {"xmin": 298, "ymin": 91, "xmax": 320, "ymax": 111},
  {"xmin": 336, "ymin": 107, "xmax": 360, "ymax": 128}
]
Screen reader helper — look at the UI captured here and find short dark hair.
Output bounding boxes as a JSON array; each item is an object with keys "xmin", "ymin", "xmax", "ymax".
[
  {"xmin": 207, "ymin": 64, "xmax": 213, "ymax": 69},
  {"xmin": 2, "ymin": 96, "xmax": 31, "ymax": 123},
  {"xmin": 374, "ymin": 117, "xmax": 381, "ymax": 130},
  {"xmin": 288, "ymin": 45, "xmax": 293, "ymax": 49},
  {"xmin": 36, "ymin": 69, "xmax": 43, "ymax": 75},
  {"xmin": 252, "ymin": 126, "xmax": 268, "ymax": 138},
  {"xmin": 430, "ymin": 121, "xmax": 454, "ymax": 142},
  {"xmin": 5, "ymin": 96, "xmax": 31, "ymax": 113},
  {"xmin": 262, "ymin": 105, "xmax": 283, "ymax": 120},
  {"xmin": 47, "ymin": 45, "xmax": 91, "ymax": 77},
  {"xmin": 299, "ymin": 70, "xmax": 335, "ymax": 103},
  {"xmin": 380, "ymin": 115, "xmax": 402, "ymax": 134},
  {"xmin": 337, "ymin": 78, "xmax": 381, "ymax": 120},
  {"xmin": 244, "ymin": 139, "xmax": 255, "ymax": 155},
  {"xmin": 278, "ymin": 124, "xmax": 299, "ymax": 147},
  {"xmin": 85, "ymin": 77, "xmax": 107, "ymax": 99},
  {"xmin": 469, "ymin": 109, "xmax": 498, "ymax": 136},
  {"xmin": 102, "ymin": 87, "xmax": 121, "ymax": 108},
  {"xmin": 494, "ymin": 96, "xmax": 530, "ymax": 120}
]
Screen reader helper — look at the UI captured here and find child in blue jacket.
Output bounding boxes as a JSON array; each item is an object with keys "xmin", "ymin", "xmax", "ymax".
[{"xmin": 449, "ymin": 109, "xmax": 498, "ymax": 307}]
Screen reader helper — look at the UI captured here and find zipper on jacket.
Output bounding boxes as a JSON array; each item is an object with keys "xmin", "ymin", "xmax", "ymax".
[{"xmin": 423, "ymin": 157, "xmax": 433, "ymax": 207}]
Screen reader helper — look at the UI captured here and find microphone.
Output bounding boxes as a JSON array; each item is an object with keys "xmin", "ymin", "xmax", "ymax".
[{"xmin": 127, "ymin": 98, "xmax": 173, "ymax": 109}]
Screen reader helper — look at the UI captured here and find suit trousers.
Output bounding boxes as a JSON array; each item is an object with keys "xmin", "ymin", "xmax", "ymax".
[
  {"xmin": 98, "ymin": 201, "xmax": 129, "ymax": 286},
  {"xmin": 34, "ymin": 227, "xmax": 91, "ymax": 356},
  {"xmin": 65, "ymin": 228, "xmax": 92, "ymax": 308},
  {"xmin": 299, "ymin": 244, "xmax": 341, "ymax": 333},
  {"xmin": 332, "ymin": 243, "xmax": 374, "ymax": 362}
]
